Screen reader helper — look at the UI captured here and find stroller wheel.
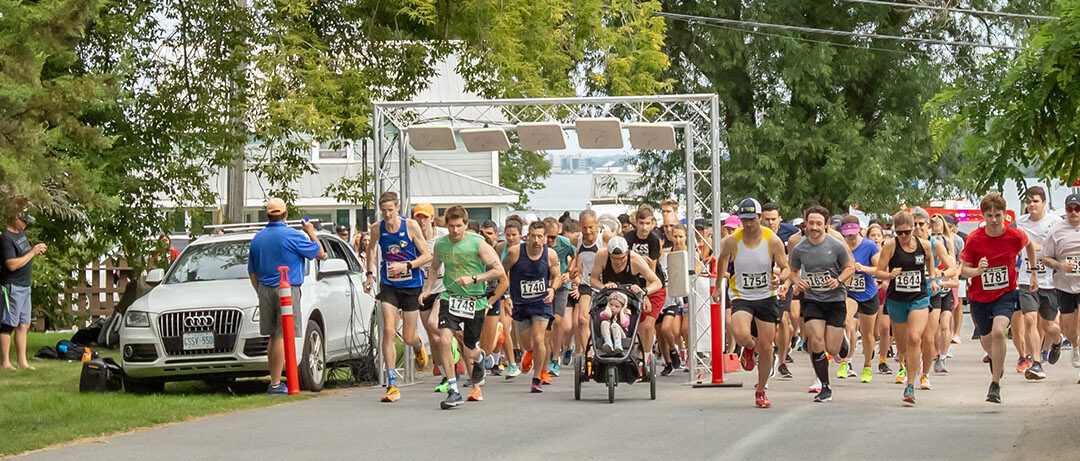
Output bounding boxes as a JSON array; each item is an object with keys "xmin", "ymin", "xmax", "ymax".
[
  {"xmin": 607, "ymin": 367, "xmax": 616, "ymax": 404},
  {"xmin": 649, "ymin": 357, "xmax": 656, "ymax": 400},
  {"xmin": 573, "ymin": 355, "xmax": 582, "ymax": 401}
]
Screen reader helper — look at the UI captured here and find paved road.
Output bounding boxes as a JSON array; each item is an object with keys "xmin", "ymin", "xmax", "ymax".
[{"xmin": 17, "ymin": 323, "xmax": 1080, "ymax": 460}]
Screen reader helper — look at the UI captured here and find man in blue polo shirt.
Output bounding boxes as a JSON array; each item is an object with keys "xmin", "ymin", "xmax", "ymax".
[{"xmin": 248, "ymin": 198, "xmax": 325, "ymax": 394}]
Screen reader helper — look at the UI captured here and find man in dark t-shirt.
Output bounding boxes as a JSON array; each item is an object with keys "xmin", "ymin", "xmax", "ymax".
[
  {"xmin": 624, "ymin": 207, "xmax": 667, "ymax": 366},
  {"xmin": 2, "ymin": 213, "xmax": 47, "ymax": 370}
]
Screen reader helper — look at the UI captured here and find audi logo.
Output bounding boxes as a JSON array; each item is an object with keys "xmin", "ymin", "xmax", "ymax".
[{"xmin": 184, "ymin": 315, "xmax": 215, "ymax": 328}]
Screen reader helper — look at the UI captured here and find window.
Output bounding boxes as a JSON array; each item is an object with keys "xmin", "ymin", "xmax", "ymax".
[
  {"xmin": 435, "ymin": 207, "xmax": 492, "ymax": 222},
  {"xmin": 164, "ymin": 241, "xmax": 250, "ymax": 284},
  {"xmin": 313, "ymin": 140, "xmax": 351, "ymax": 162}
]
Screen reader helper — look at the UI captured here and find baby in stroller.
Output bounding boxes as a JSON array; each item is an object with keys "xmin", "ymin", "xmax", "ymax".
[{"xmin": 599, "ymin": 291, "xmax": 631, "ymax": 355}]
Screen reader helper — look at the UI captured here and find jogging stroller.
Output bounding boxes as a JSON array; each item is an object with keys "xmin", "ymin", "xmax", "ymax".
[{"xmin": 572, "ymin": 286, "xmax": 656, "ymax": 403}]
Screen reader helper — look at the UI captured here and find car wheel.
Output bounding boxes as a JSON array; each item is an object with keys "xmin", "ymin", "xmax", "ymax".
[
  {"xmin": 299, "ymin": 319, "xmax": 326, "ymax": 392},
  {"xmin": 123, "ymin": 376, "xmax": 165, "ymax": 394}
]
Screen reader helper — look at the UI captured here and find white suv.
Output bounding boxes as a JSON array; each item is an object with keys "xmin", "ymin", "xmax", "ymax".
[{"xmin": 120, "ymin": 227, "xmax": 375, "ymax": 393}]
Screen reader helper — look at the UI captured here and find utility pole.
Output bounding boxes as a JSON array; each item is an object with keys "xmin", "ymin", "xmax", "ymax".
[
  {"xmin": 362, "ymin": 139, "xmax": 370, "ymax": 227},
  {"xmin": 225, "ymin": 0, "xmax": 250, "ymax": 224}
]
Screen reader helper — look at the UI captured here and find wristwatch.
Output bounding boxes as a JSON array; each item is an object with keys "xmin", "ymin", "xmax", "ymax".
[
  {"xmin": 471, "ymin": 274, "xmax": 478, "ymax": 283},
  {"xmin": 406, "ymin": 261, "xmax": 413, "ymax": 271}
]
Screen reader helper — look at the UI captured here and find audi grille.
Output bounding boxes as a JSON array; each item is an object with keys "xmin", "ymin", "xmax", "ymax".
[{"xmin": 157, "ymin": 309, "xmax": 243, "ymax": 356}]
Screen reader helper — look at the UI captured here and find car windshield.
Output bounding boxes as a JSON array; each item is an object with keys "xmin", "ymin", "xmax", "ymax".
[{"xmin": 165, "ymin": 241, "xmax": 250, "ymax": 284}]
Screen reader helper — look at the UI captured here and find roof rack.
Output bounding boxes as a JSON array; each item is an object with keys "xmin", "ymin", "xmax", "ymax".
[{"xmin": 204, "ymin": 219, "xmax": 325, "ymax": 235}]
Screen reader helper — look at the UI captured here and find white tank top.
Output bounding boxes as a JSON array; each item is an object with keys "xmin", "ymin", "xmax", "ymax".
[
  {"xmin": 577, "ymin": 235, "xmax": 599, "ymax": 288},
  {"xmin": 729, "ymin": 227, "xmax": 775, "ymax": 301}
]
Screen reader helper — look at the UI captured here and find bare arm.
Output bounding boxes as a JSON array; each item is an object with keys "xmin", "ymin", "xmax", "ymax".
[
  {"xmin": 474, "ymin": 241, "xmax": 506, "ymax": 284},
  {"xmin": 710, "ymin": 236, "xmax": 736, "ymax": 298},
  {"xmin": 249, "ymin": 273, "xmax": 258, "ymax": 290},
  {"xmin": 875, "ymin": 239, "xmax": 900, "ymax": 280},
  {"xmin": 1024, "ymin": 239, "xmax": 1039, "ymax": 290},
  {"xmin": 631, "ymin": 253, "xmax": 662, "ymax": 296},
  {"xmin": 590, "ymin": 250, "xmax": 608, "ymax": 288},
  {"xmin": 545, "ymin": 251, "xmax": 561, "ymax": 303},
  {"xmin": 364, "ymin": 222, "xmax": 380, "ymax": 275},
  {"xmin": 420, "ymin": 246, "xmax": 442, "ymax": 297},
  {"xmin": 406, "ymin": 219, "xmax": 432, "ymax": 268},
  {"xmin": 934, "ymin": 240, "xmax": 958, "ymax": 288},
  {"xmin": 501, "ymin": 243, "xmax": 520, "ymax": 274}
]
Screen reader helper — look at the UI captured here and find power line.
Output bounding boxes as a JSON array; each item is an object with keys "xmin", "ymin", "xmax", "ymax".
[
  {"xmin": 656, "ymin": 11, "xmax": 1023, "ymax": 51},
  {"xmin": 838, "ymin": 0, "xmax": 1059, "ymax": 22},
  {"xmin": 707, "ymin": 23, "xmax": 931, "ymax": 56}
]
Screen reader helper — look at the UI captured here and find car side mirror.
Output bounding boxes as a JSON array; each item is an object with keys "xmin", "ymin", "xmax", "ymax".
[
  {"xmin": 146, "ymin": 268, "xmax": 165, "ymax": 284},
  {"xmin": 319, "ymin": 258, "xmax": 349, "ymax": 277}
]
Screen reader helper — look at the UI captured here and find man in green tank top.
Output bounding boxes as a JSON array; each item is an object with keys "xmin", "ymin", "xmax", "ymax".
[{"xmin": 421, "ymin": 206, "xmax": 506, "ymax": 410}]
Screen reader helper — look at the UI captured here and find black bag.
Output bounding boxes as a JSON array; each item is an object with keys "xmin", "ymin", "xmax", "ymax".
[
  {"xmin": 35, "ymin": 346, "xmax": 59, "ymax": 359},
  {"xmin": 79, "ymin": 358, "xmax": 124, "ymax": 392}
]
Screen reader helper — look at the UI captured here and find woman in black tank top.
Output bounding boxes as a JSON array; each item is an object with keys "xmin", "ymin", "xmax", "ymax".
[
  {"xmin": 602, "ymin": 253, "xmax": 641, "ymax": 288},
  {"xmin": 886, "ymin": 235, "xmax": 928, "ymax": 303}
]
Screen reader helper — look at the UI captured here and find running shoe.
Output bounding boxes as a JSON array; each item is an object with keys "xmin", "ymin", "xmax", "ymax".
[
  {"xmin": 808, "ymin": 378, "xmax": 822, "ymax": 393},
  {"xmin": 813, "ymin": 386, "xmax": 832, "ymax": 403},
  {"xmin": 947, "ymin": 345, "xmax": 954, "ymax": 358},
  {"xmin": 482, "ymin": 353, "xmax": 495, "ymax": 371},
  {"xmin": 1041, "ymin": 350, "xmax": 1050, "ymax": 363},
  {"xmin": 770, "ymin": 354, "xmax": 778, "ymax": 379},
  {"xmin": 982, "ymin": 353, "xmax": 990, "ymax": 363},
  {"xmin": 785, "ymin": 355, "xmax": 794, "ymax": 364},
  {"xmin": 933, "ymin": 357, "xmax": 945, "ymax": 373},
  {"xmin": 540, "ymin": 370, "xmax": 552, "ymax": 385},
  {"xmin": 887, "ymin": 345, "xmax": 895, "ymax": 358},
  {"xmin": 440, "ymin": 390, "xmax": 464, "ymax": 409},
  {"xmin": 381, "ymin": 385, "xmax": 400, "ymax": 402},
  {"xmin": 505, "ymin": 364, "xmax": 522, "ymax": 379},
  {"xmin": 878, "ymin": 362, "xmax": 892, "ymax": 374},
  {"xmin": 951, "ymin": 335, "xmax": 961, "ymax": 344},
  {"xmin": 861, "ymin": 366, "xmax": 872, "ymax": 383},
  {"xmin": 434, "ymin": 377, "xmax": 449, "ymax": 393},
  {"xmin": 549, "ymin": 361, "xmax": 561, "ymax": 377},
  {"xmin": 1016, "ymin": 357, "xmax": 1028, "ymax": 374},
  {"xmin": 1025, "ymin": 362, "xmax": 1047, "ymax": 380},
  {"xmin": 847, "ymin": 362, "xmax": 857, "ymax": 378},
  {"xmin": 670, "ymin": 349, "xmax": 681, "ymax": 369},
  {"xmin": 602, "ymin": 340, "xmax": 614, "ymax": 354},
  {"xmin": 530, "ymin": 379, "xmax": 544, "ymax": 393},
  {"xmin": 920, "ymin": 375, "xmax": 931, "ymax": 390},
  {"xmin": 267, "ymin": 383, "xmax": 288, "ymax": 396},
  {"xmin": 522, "ymin": 351, "xmax": 534, "ymax": 372},
  {"xmin": 471, "ymin": 360, "xmax": 486, "ymax": 386},
  {"xmin": 1064, "ymin": 338, "xmax": 1074, "ymax": 350},
  {"xmin": 1049, "ymin": 342, "xmax": 1062, "ymax": 365},
  {"xmin": 895, "ymin": 365, "xmax": 906, "ymax": 384},
  {"xmin": 903, "ymin": 384, "xmax": 915, "ymax": 405},
  {"xmin": 837, "ymin": 361, "xmax": 849, "ymax": 379},
  {"xmin": 1072, "ymin": 347, "xmax": 1080, "ymax": 368},
  {"xmin": 467, "ymin": 386, "xmax": 483, "ymax": 402},
  {"xmin": 414, "ymin": 346, "xmax": 429, "ymax": 371},
  {"xmin": 661, "ymin": 363, "xmax": 674, "ymax": 376},
  {"xmin": 490, "ymin": 364, "xmax": 502, "ymax": 376},
  {"xmin": 562, "ymin": 349, "xmax": 573, "ymax": 366},
  {"xmin": 740, "ymin": 346, "xmax": 756, "ymax": 371},
  {"xmin": 777, "ymin": 363, "xmax": 793, "ymax": 379},
  {"xmin": 986, "ymin": 381, "xmax": 1001, "ymax": 404},
  {"xmin": 937, "ymin": 358, "xmax": 950, "ymax": 373},
  {"xmin": 755, "ymin": 391, "xmax": 771, "ymax": 408}
]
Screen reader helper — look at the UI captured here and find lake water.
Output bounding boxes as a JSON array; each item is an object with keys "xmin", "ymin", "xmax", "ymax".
[{"xmin": 524, "ymin": 173, "xmax": 593, "ymax": 212}]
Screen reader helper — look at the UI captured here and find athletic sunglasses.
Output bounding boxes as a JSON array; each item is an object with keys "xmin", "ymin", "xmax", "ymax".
[
  {"xmin": 895, "ymin": 229, "xmax": 913, "ymax": 236},
  {"xmin": 1068, "ymin": 205, "xmax": 1080, "ymax": 213}
]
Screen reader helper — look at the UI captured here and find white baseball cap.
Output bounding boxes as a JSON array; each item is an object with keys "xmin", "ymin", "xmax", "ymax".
[{"xmin": 607, "ymin": 236, "xmax": 628, "ymax": 254}]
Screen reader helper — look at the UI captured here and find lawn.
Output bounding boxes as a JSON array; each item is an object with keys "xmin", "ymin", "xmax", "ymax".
[{"xmin": 0, "ymin": 332, "xmax": 314, "ymax": 457}]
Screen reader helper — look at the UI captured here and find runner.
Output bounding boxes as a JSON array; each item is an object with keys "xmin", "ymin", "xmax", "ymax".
[
  {"xmin": 570, "ymin": 210, "xmax": 602, "ymax": 360},
  {"xmin": 713, "ymin": 198, "xmax": 790, "ymax": 407},
  {"xmin": 840, "ymin": 215, "xmax": 883, "ymax": 383},
  {"xmin": 788, "ymin": 205, "xmax": 853, "ymax": 403},
  {"xmin": 495, "ymin": 219, "xmax": 524, "ymax": 379},
  {"xmin": 1013, "ymin": 186, "xmax": 1060, "ymax": 380},
  {"xmin": 876, "ymin": 210, "xmax": 938, "ymax": 404},
  {"xmin": 413, "ymin": 204, "xmax": 454, "ymax": 392},
  {"xmin": 624, "ymin": 206, "xmax": 666, "ymax": 367},
  {"xmin": 1040, "ymin": 193, "xmax": 1080, "ymax": 382},
  {"xmin": 762, "ymin": 202, "xmax": 796, "ymax": 379},
  {"xmin": 502, "ymin": 221, "xmax": 561, "ymax": 393},
  {"xmin": 912, "ymin": 208, "xmax": 956, "ymax": 391},
  {"xmin": 590, "ymin": 236, "xmax": 663, "ymax": 380},
  {"xmin": 363, "ymin": 192, "xmax": 432, "ymax": 403},
  {"xmin": 957, "ymin": 193, "xmax": 1039, "ymax": 404},
  {"xmin": 419, "ymin": 206, "xmax": 506, "ymax": 409},
  {"xmin": 479, "ymin": 221, "xmax": 510, "ymax": 374},
  {"xmin": 867, "ymin": 223, "xmax": 894, "ymax": 375},
  {"xmin": 544, "ymin": 217, "xmax": 576, "ymax": 377},
  {"xmin": 658, "ymin": 214, "xmax": 689, "ymax": 376},
  {"xmin": 930, "ymin": 214, "xmax": 961, "ymax": 376}
]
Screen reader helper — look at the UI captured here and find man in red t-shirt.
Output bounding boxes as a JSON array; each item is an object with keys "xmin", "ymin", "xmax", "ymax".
[{"xmin": 958, "ymin": 193, "xmax": 1038, "ymax": 404}]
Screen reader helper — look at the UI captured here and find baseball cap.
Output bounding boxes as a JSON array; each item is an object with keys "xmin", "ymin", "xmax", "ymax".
[
  {"xmin": 1067, "ymin": 194, "xmax": 1080, "ymax": 207},
  {"xmin": 942, "ymin": 214, "xmax": 958, "ymax": 226},
  {"xmin": 413, "ymin": 203, "xmax": 435, "ymax": 218},
  {"xmin": 723, "ymin": 215, "xmax": 741, "ymax": 229},
  {"xmin": 841, "ymin": 222, "xmax": 860, "ymax": 236},
  {"xmin": 737, "ymin": 198, "xmax": 761, "ymax": 219},
  {"xmin": 792, "ymin": 218, "xmax": 804, "ymax": 227},
  {"xmin": 266, "ymin": 198, "xmax": 286, "ymax": 216},
  {"xmin": 525, "ymin": 212, "xmax": 540, "ymax": 225},
  {"xmin": 335, "ymin": 225, "xmax": 349, "ymax": 234},
  {"xmin": 694, "ymin": 217, "xmax": 709, "ymax": 229},
  {"xmin": 17, "ymin": 213, "xmax": 35, "ymax": 224},
  {"xmin": 830, "ymin": 214, "xmax": 843, "ymax": 229},
  {"xmin": 608, "ymin": 236, "xmax": 628, "ymax": 255}
]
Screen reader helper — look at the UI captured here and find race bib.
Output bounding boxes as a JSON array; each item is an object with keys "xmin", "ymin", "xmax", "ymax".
[
  {"xmin": 895, "ymin": 270, "xmax": 922, "ymax": 293},
  {"xmin": 387, "ymin": 268, "xmax": 413, "ymax": 282},
  {"xmin": 740, "ymin": 272, "xmax": 769, "ymax": 290},
  {"xmin": 980, "ymin": 266, "xmax": 1009, "ymax": 290},
  {"xmin": 519, "ymin": 279, "xmax": 547, "ymax": 299},
  {"xmin": 1066, "ymin": 256, "xmax": 1080, "ymax": 276},
  {"xmin": 447, "ymin": 295, "xmax": 478, "ymax": 319},
  {"xmin": 806, "ymin": 271, "xmax": 831, "ymax": 292},
  {"xmin": 1022, "ymin": 258, "xmax": 1048, "ymax": 276},
  {"xmin": 849, "ymin": 274, "xmax": 866, "ymax": 292}
]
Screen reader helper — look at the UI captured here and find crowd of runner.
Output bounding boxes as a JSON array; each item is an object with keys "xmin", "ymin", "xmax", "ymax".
[{"xmin": 359, "ymin": 187, "xmax": 1080, "ymax": 409}]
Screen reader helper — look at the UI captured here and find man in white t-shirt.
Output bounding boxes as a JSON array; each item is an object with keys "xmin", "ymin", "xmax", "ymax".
[
  {"xmin": 1013, "ymin": 186, "xmax": 1062, "ymax": 380},
  {"xmin": 1041, "ymin": 193, "xmax": 1080, "ymax": 382}
]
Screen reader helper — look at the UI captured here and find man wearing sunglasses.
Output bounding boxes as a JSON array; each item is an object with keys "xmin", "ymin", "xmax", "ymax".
[
  {"xmin": 1040, "ymin": 193, "xmax": 1080, "ymax": 382},
  {"xmin": 543, "ymin": 217, "xmax": 576, "ymax": 377},
  {"xmin": 1013, "ymin": 186, "xmax": 1061, "ymax": 380},
  {"xmin": 958, "ymin": 193, "xmax": 1039, "ymax": 404}
]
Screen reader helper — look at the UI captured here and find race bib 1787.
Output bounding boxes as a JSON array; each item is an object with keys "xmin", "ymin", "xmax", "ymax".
[{"xmin": 980, "ymin": 266, "xmax": 1009, "ymax": 290}]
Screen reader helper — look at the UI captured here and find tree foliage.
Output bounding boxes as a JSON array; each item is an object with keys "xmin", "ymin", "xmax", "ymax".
[
  {"xmin": 644, "ymin": 0, "xmax": 1050, "ymax": 218},
  {"xmin": 927, "ymin": 0, "xmax": 1079, "ymax": 194}
]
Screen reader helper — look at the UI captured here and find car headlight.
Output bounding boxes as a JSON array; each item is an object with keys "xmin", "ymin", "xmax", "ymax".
[
  {"xmin": 125, "ymin": 311, "xmax": 150, "ymax": 328},
  {"xmin": 251, "ymin": 306, "xmax": 259, "ymax": 323}
]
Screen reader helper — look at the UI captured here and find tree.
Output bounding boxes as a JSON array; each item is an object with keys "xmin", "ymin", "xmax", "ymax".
[
  {"xmin": 928, "ymin": 0, "xmax": 1079, "ymax": 193},
  {"xmin": 645, "ymin": 0, "xmax": 1049, "ymax": 218}
]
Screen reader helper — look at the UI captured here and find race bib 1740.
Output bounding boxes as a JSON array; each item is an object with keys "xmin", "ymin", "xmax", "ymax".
[
  {"xmin": 447, "ymin": 296, "xmax": 478, "ymax": 319},
  {"xmin": 980, "ymin": 266, "xmax": 1009, "ymax": 290},
  {"xmin": 519, "ymin": 279, "xmax": 546, "ymax": 299},
  {"xmin": 895, "ymin": 270, "xmax": 922, "ymax": 293}
]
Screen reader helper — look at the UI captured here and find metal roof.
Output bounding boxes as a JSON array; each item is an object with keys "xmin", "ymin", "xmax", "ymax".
[{"xmin": 409, "ymin": 160, "xmax": 518, "ymax": 202}]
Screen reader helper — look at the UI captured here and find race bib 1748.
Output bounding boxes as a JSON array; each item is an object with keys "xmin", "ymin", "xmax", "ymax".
[{"xmin": 447, "ymin": 296, "xmax": 478, "ymax": 319}]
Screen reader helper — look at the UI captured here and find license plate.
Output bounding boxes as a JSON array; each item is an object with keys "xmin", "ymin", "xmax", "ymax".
[{"xmin": 182, "ymin": 331, "xmax": 215, "ymax": 350}]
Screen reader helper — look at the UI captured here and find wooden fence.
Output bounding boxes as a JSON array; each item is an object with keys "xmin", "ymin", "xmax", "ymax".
[{"xmin": 56, "ymin": 258, "xmax": 133, "ymax": 329}]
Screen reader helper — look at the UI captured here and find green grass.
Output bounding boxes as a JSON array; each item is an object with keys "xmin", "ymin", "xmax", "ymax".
[{"xmin": 0, "ymin": 333, "xmax": 313, "ymax": 456}]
